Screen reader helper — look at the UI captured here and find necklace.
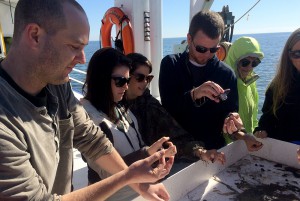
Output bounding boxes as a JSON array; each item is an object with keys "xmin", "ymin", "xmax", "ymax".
[{"xmin": 115, "ymin": 105, "xmax": 143, "ymax": 150}]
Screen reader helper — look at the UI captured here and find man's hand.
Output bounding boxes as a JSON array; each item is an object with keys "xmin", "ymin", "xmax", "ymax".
[
  {"xmin": 147, "ymin": 137, "xmax": 177, "ymax": 158},
  {"xmin": 223, "ymin": 112, "xmax": 244, "ymax": 134},
  {"xmin": 128, "ymin": 150, "xmax": 174, "ymax": 184},
  {"xmin": 193, "ymin": 81, "xmax": 224, "ymax": 103},
  {"xmin": 138, "ymin": 183, "xmax": 171, "ymax": 201},
  {"xmin": 194, "ymin": 148, "xmax": 226, "ymax": 165},
  {"xmin": 297, "ymin": 148, "xmax": 300, "ymax": 163},
  {"xmin": 240, "ymin": 132, "xmax": 263, "ymax": 152},
  {"xmin": 253, "ymin": 130, "xmax": 268, "ymax": 138},
  {"xmin": 128, "ymin": 150, "xmax": 174, "ymax": 200}
]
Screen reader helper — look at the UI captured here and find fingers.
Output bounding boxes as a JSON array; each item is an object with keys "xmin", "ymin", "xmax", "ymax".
[
  {"xmin": 148, "ymin": 149, "xmax": 165, "ymax": 167},
  {"xmin": 157, "ymin": 138, "xmax": 176, "ymax": 157},
  {"xmin": 226, "ymin": 113, "xmax": 243, "ymax": 129},
  {"xmin": 216, "ymin": 152, "xmax": 226, "ymax": 165},
  {"xmin": 248, "ymin": 142, "xmax": 263, "ymax": 152},
  {"xmin": 158, "ymin": 136, "xmax": 170, "ymax": 144},
  {"xmin": 162, "ymin": 156, "xmax": 174, "ymax": 178},
  {"xmin": 138, "ymin": 183, "xmax": 170, "ymax": 201},
  {"xmin": 165, "ymin": 142, "xmax": 177, "ymax": 157},
  {"xmin": 223, "ymin": 119, "xmax": 238, "ymax": 134},
  {"xmin": 148, "ymin": 137, "xmax": 170, "ymax": 155},
  {"xmin": 157, "ymin": 137, "xmax": 173, "ymax": 150},
  {"xmin": 230, "ymin": 117, "xmax": 243, "ymax": 129},
  {"xmin": 223, "ymin": 112, "xmax": 244, "ymax": 134},
  {"xmin": 247, "ymin": 138, "xmax": 263, "ymax": 152},
  {"xmin": 297, "ymin": 148, "xmax": 300, "ymax": 163},
  {"xmin": 228, "ymin": 120, "xmax": 238, "ymax": 134},
  {"xmin": 163, "ymin": 141, "xmax": 172, "ymax": 149},
  {"xmin": 165, "ymin": 147, "xmax": 177, "ymax": 157},
  {"xmin": 195, "ymin": 81, "xmax": 224, "ymax": 102},
  {"xmin": 228, "ymin": 112, "xmax": 240, "ymax": 118},
  {"xmin": 153, "ymin": 156, "xmax": 174, "ymax": 180},
  {"xmin": 209, "ymin": 152, "xmax": 215, "ymax": 163},
  {"xmin": 254, "ymin": 130, "xmax": 268, "ymax": 138},
  {"xmin": 157, "ymin": 189, "xmax": 170, "ymax": 201},
  {"xmin": 204, "ymin": 150, "xmax": 226, "ymax": 165},
  {"xmin": 153, "ymin": 190, "xmax": 169, "ymax": 201},
  {"xmin": 150, "ymin": 183, "xmax": 170, "ymax": 201},
  {"xmin": 207, "ymin": 81, "xmax": 224, "ymax": 94},
  {"xmin": 148, "ymin": 150, "xmax": 174, "ymax": 180}
]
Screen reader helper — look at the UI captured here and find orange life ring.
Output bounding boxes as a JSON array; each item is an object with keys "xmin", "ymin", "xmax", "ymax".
[
  {"xmin": 100, "ymin": 7, "xmax": 134, "ymax": 55},
  {"xmin": 216, "ymin": 41, "xmax": 232, "ymax": 61}
]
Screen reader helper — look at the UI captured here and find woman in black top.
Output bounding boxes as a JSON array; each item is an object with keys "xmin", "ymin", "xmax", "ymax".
[{"xmin": 254, "ymin": 28, "xmax": 300, "ymax": 146}]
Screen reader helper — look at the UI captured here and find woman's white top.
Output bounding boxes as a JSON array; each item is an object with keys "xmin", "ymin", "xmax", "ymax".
[
  {"xmin": 80, "ymin": 98, "xmax": 144, "ymax": 201},
  {"xmin": 80, "ymin": 98, "xmax": 145, "ymax": 156}
]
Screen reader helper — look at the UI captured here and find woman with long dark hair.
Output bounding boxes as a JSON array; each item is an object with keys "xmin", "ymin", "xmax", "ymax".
[{"xmin": 81, "ymin": 48, "xmax": 176, "ymax": 201}]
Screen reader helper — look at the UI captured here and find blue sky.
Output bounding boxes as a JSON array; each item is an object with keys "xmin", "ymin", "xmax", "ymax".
[{"xmin": 76, "ymin": 0, "xmax": 300, "ymax": 41}]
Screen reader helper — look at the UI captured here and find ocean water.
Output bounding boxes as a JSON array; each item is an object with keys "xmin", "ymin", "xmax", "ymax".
[{"xmin": 70, "ymin": 32, "xmax": 291, "ymax": 117}]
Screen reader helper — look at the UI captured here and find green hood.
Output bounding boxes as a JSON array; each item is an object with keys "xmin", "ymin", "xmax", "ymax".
[
  {"xmin": 224, "ymin": 37, "xmax": 263, "ymax": 141},
  {"xmin": 225, "ymin": 36, "xmax": 264, "ymax": 77}
]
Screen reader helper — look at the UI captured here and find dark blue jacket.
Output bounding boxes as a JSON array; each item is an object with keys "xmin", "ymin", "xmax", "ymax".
[{"xmin": 159, "ymin": 51, "xmax": 238, "ymax": 149}]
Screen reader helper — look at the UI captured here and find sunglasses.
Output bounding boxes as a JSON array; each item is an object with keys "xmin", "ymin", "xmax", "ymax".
[
  {"xmin": 289, "ymin": 50, "xmax": 300, "ymax": 59},
  {"xmin": 192, "ymin": 41, "xmax": 220, "ymax": 53},
  {"xmin": 111, "ymin": 76, "xmax": 130, "ymax": 87},
  {"xmin": 239, "ymin": 58, "xmax": 261, "ymax": 68},
  {"xmin": 132, "ymin": 73, "xmax": 154, "ymax": 83}
]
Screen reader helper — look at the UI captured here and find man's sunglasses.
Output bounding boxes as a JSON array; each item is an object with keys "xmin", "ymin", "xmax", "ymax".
[
  {"xmin": 239, "ymin": 58, "xmax": 261, "ymax": 68},
  {"xmin": 111, "ymin": 76, "xmax": 130, "ymax": 87},
  {"xmin": 192, "ymin": 41, "xmax": 220, "ymax": 53},
  {"xmin": 289, "ymin": 50, "xmax": 300, "ymax": 59},
  {"xmin": 131, "ymin": 73, "xmax": 154, "ymax": 83}
]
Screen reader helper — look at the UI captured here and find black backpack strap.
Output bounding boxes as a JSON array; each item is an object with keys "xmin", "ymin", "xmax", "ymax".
[{"xmin": 99, "ymin": 121, "xmax": 114, "ymax": 144}]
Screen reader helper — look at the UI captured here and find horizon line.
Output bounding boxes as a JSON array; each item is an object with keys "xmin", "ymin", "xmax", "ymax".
[{"xmin": 89, "ymin": 31, "xmax": 291, "ymax": 42}]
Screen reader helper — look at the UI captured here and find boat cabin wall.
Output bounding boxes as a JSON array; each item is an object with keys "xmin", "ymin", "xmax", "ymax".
[
  {"xmin": 0, "ymin": 2, "xmax": 16, "ymax": 37},
  {"xmin": 0, "ymin": 1, "xmax": 16, "ymax": 57},
  {"xmin": 115, "ymin": 0, "xmax": 162, "ymax": 98},
  {"xmin": 189, "ymin": 0, "xmax": 215, "ymax": 22}
]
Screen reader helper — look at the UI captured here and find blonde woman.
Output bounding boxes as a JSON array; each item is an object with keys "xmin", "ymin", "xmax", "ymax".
[{"xmin": 254, "ymin": 28, "xmax": 300, "ymax": 146}]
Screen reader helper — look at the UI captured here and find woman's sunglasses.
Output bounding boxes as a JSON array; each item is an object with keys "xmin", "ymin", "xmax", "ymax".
[
  {"xmin": 239, "ymin": 58, "xmax": 261, "ymax": 68},
  {"xmin": 132, "ymin": 73, "xmax": 154, "ymax": 83},
  {"xmin": 111, "ymin": 76, "xmax": 130, "ymax": 87},
  {"xmin": 192, "ymin": 41, "xmax": 220, "ymax": 53},
  {"xmin": 289, "ymin": 50, "xmax": 300, "ymax": 59}
]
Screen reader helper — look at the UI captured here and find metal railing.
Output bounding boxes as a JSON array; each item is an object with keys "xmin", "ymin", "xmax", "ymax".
[
  {"xmin": 69, "ymin": 68, "xmax": 86, "ymax": 99},
  {"xmin": 70, "ymin": 68, "xmax": 86, "ymax": 85}
]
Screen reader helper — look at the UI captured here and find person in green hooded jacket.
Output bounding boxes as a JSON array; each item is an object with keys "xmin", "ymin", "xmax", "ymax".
[{"xmin": 224, "ymin": 37, "xmax": 264, "ymax": 142}]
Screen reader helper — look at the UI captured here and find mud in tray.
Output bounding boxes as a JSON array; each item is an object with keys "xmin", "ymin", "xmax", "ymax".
[{"xmin": 180, "ymin": 155, "xmax": 300, "ymax": 201}]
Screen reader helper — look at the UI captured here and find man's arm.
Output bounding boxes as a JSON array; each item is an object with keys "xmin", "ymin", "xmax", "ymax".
[
  {"xmin": 86, "ymin": 148, "xmax": 174, "ymax": 201},
  {"xmin": 232, "ymin": 131, "xmax": 263, "ymax": 152},
  {"xmin": 62, "ymin": 150, "xmax": 174, "ymax": 201},
  {"xmin": 223, "ymin": 113, "xmax": 263, "ymax": 152}
]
